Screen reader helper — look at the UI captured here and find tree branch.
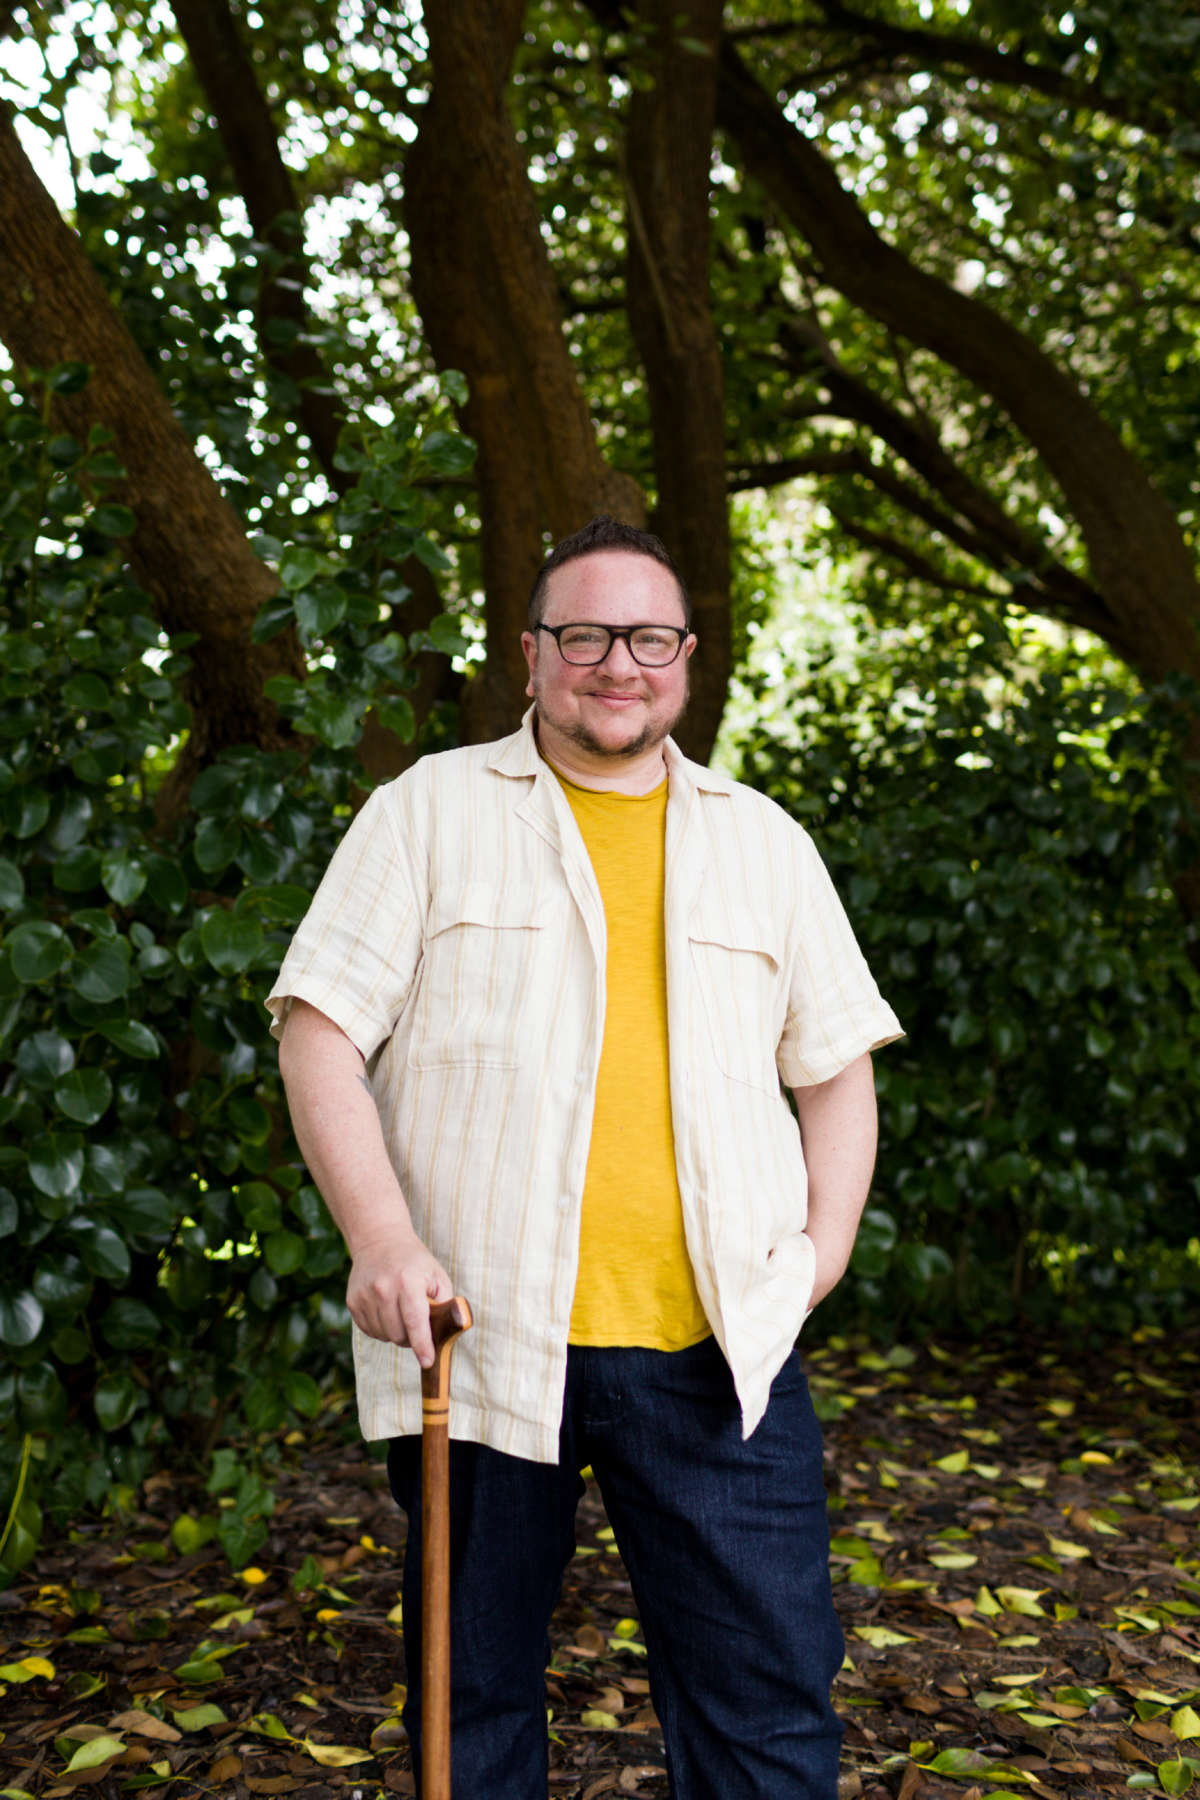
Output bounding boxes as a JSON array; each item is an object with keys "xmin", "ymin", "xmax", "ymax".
[{"xmin": 715, "ymin": 36, "xmax": 1200, "ymax": 683}]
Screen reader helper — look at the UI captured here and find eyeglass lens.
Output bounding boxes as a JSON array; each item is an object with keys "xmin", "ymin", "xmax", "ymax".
[{"xmin": 558, "ymin": 625, "xmax": 682, "ymax": 666}]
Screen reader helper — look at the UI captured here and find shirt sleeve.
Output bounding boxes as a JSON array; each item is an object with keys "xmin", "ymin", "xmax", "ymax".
[
  {"xmin": 265, "ymin": 784, "xmax": 425, "ymax": 1060},
  {"xmin": 776, "ymin": 827, "xmax": 904, "ymax": 1088}
]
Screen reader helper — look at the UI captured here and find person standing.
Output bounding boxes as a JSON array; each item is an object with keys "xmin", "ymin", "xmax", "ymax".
[{"xmin": 269, "ymin": 515, "xmax": 902, "ymax": 1798}]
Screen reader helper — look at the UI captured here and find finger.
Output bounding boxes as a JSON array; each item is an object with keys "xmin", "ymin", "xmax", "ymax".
[{"xmin": 401, "ymin": 1290, "xmax": 435, "ymax": 1368}]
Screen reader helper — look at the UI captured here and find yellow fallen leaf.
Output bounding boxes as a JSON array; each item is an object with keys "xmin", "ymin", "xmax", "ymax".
[
  {"xmin": 854, "ymin": 1626, "xmax": 917, "ymax": 1647},
  {"xmin": 929, "ymin": 1553, "xmax": 978, "ymax": 1569},
  {"xmin": 580, "ymin": 1709, "xmax": 621, "ymax": 1730},
  {"xmin": 238, "ymin": 1567, "xmax": 268, "ymax": 1586},
  {"xmin": 975, "ymin": 1586, "xmax": 1004, "ymax": 1616},
  {"xmin": 996, "ymin": 1587, "xmax": 1047, "ymax": 1617},
  {"xmin": 301, "ymin": 1738, "xmax": 374, "ymax": 1766},
  {"xmin": 993, "ymin": 1670, "xmax": 1046, "ymax": 1686},
  {"xmin": 1079, "ymin": 1450, "xmax": 1113, "ymax": 1465},
  {"xmin": 1171, "ymin": 1705, "xmax": 1200, "ymax": 1741},
  {"xmin": 933, "ymin": 1450, "xmax": 970, "ymax": 1474},
  {"xmin": 1047, "ymin": 1537, "xmax": 1091, "ymax": 1560},
  {"xmin": 0, "ymin": 1657, "xmax": 55, "ymax": 1683},
  {"xmin": 316, "ymin": 1608, "xmax": 343, "ymax": 1623}
]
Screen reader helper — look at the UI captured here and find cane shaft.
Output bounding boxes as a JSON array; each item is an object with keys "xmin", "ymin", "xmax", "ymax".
[{"xmin": 420, "ymin": 1296, "xmax": 472, "ymax": 1800}]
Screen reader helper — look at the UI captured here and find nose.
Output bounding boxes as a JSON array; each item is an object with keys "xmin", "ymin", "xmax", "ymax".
[{"xmin": 597, "ymin": 631, "xmax": 638, "ymax": 673}]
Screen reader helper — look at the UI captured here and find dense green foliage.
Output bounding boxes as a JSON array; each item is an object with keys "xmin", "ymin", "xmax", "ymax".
[
  {"xmin": 731, "ymin": 611, "xmax": 1200, "ymax": 1336},
  {"xmin": 0, "ymin": 367, "xmax": 470, "ymax": 1583}
]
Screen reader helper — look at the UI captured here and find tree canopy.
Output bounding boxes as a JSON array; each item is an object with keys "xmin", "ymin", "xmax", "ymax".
[{"xmin": 1, "ymin": 0, "xmax": 1198, "ymax": 1577}]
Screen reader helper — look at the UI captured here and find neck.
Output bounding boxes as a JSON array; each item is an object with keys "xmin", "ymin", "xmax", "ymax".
[{"xmin": 535, "ymin": 723, "xmax": 668, "ymax": 795}]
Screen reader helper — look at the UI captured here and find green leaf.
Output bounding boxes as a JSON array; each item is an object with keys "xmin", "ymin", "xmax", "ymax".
[
  {"xmin": 419, "ymin": 429, "xmax": 476, "ymax": 475},
  {"xmin": 52, "ymin": 846, "xmax": 102, "ymax": 892},
  {"xmin": 32, "ymin": 1257, "xmax": 91, "ymax": 1315},
  {"xmin": 373, "ymin": 694, "xmax": 416, "ymax": 742},
  {"xmin": 0, "ymin": 856, "xmax": 24, "ymax": 908},
  {"xmin": 429, "ymin": 611, "xmax": 469, "ymax": 656},
  {"xmin": 98, "ymin": 1018, "xmax": 160, "ymax": 1059},
  {"xmin": 171, "ymin": 1703, "xmax": 227, "ymax": 1731},
  {"xmin": 48, "ymin": 359, "xmax": 92, "ymax": 393},
  {"xmin": 264, "ymin": 1230, "xmax": 306, "ymax": 1276},
  {"xmin": 71, "ymin": 937, "xmax": 132, "ymax": 1003},
  {"xmin": 8, "ymin": 921, "xmax": 72, "ymax": 983},
  {"xmin": 145, "ymin": 856, "xmax": 190, "ymax": 912},
  {"xmin": 61, "ymin": 672, "xmax": 111, "ymax": 710},
  {"xmin": 193, "ymin": 816, "xmax": 242, "ymax": 875},
  {"xmin": 297, "ymin": 691, "xmax": 361, "ymax": 749},
  {"xmin": 228, "ymin": 1096, "xmax": 272, "ymax": 1144},
  {"xmin": 94, "ymin": 1374, "xmax": 141, "ymax": 1431},
  {"xmin": 54, "ymin": 1067, "xmax": 114, "ymax": 1125},
  {"xmin": 0, "ymin": 1291, "xmax": 45, "ymax": 1347},
  {"xmin": 278, "ymin": 546, "xmax": 321, "ymax": 591},
  {"xmin": 10, "ymin": 788, "xmax": 51, "ymax": 839},
  {"xmin": 100, "ymin": 850, "xmax": 147, "ymax": 905},
  {"xmin": 15, "ymin": 1030, "xmax": 75, "ymax": 1087},
  {"xmin": 295, "ymin": 585, "xmax": 348, "ymax": 639},
  {"xmin": 101, "ymin": 1299, "xmax": 163, "ymax": 1349},
  {"xmin": 284, "ymin": 1369, "xmax": 321, "ymax": 1416},
  {"xmin": 90, "ymin": 503, "xmax": 136, "ymax": 537},
  {"xmin": 200, "ymin": 911, "xmax": 265, "ymax": 975},
  {"xmin": 76, "ymin": 1224, "xmax": 132, "ymax": 1282},
  {"xmin": 29, "ymin": 1133, "xmax": 85, "ymax": 1200}
]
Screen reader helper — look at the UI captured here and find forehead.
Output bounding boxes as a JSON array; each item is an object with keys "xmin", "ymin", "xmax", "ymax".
[{"xmin": 540, "ymin": 550, "xmax": 686, "ymax": 626}]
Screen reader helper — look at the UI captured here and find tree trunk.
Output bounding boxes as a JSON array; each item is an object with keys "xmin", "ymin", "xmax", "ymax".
[
  {"xmin": 404, "ymin": 0, "xmax": 643, "ymax": 746},
  {"xmin": 171, "ymin": 0, "xmax": 449, "ymax": 781},
  {"xmin": 0, "ymin": 105, "xmax": 302, "ymax": 812},
  {"xmin": 625, "ymin": 0, "xmax": 731, "ymax": 761}
]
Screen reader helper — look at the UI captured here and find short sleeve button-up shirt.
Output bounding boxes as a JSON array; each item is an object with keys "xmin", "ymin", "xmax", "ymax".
[{"xmin": 267, "ymin": 711, "xmax": 903, "ymax": 1462}]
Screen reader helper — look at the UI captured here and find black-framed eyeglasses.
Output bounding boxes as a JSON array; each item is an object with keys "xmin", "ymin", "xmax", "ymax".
[{"xmin": 536, "ymin": 622, "xmax": 691, "ymax": 667}]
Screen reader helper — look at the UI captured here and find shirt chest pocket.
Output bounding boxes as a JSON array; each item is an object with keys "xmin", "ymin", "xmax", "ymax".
[
  {"xmin": 688, "ymin": 902, "xmax": 785, "ymax": 1093},
  {"xmin": 408, "ymin": 884, "xmax": 548, "ymax": 1070}
]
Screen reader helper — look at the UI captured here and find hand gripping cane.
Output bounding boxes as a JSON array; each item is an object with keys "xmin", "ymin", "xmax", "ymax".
[{"xmin": 420, "ymin": 1296, "xmax": 473, "ymax": 1800}]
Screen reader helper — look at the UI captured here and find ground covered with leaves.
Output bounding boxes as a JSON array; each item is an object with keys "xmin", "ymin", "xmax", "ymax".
[{"xmin": 2, "ymin": 1330, "xmax": 1197, "ymax": 1800}]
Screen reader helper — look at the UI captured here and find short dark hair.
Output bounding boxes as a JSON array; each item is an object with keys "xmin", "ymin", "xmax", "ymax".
[{"xmin": 527, "ymin": 515, "xmax": 692, "ymax": 630}]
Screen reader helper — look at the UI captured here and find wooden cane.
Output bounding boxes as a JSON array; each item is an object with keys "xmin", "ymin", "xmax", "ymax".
[{"xmin": 420, "ymin": 1295, "xmax": 473, "ymax": 1800}]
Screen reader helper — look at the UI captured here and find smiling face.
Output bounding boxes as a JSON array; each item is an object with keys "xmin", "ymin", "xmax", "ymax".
[{"xmin": 521, "ymin": 550, "xmax": 696, "ymax": 787}]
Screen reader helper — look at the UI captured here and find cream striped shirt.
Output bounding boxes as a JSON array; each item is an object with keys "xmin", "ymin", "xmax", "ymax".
[{"xmin": 267, "ymin": 710, "xmax": 902, "ymax": 1462}]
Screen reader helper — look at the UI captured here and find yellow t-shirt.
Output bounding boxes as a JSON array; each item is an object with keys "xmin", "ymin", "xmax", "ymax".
[{"xmin": 555, "ymin": 771, "xmax": 710, "ymax": 1350}]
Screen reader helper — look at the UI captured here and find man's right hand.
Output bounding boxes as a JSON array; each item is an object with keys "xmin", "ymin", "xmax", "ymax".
[{"xmin": 346, "ymin": 1229, "xmax": 456, "ymax": 1369}]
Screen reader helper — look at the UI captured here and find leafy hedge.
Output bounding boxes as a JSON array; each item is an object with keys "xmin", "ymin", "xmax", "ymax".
[
  {"xmin": 730, "ymin": 612, "xmax": 1200, "ymax": 1337},
  {"xmin": 0, "ymin": 367, "xmax": 471, "ymax": 1582}
]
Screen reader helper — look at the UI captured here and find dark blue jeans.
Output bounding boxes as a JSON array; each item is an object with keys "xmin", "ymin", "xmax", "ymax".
[{"xmin": 387, "ymin": 1336, "xmax": 844, "ymax": 1798}]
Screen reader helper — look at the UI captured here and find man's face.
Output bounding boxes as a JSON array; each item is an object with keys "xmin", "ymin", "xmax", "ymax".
[{"xmin": 521, "ymin": 550, "xmax": 696, "ymax": 769}]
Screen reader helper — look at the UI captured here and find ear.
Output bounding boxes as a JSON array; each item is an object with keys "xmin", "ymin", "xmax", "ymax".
[
  {"xmin": 521, "ymin": 630, "xmax": 538, "ymax": 697},
  {"xmin": 684, "ymin": 633, "xmax": 698, "ymax": 659}
]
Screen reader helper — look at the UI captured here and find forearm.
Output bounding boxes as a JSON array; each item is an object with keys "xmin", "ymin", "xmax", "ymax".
[
  {"xmin": 278, "ymin": 997, "xmax": 451, "ymax": 1362},
  {"xmin": 278, "ymin": 999, "xmax": 415, "ymax": 1253},
  {"xmin": 792, "ymin": 1052, "xmax": 879, "ymax": 1306}
]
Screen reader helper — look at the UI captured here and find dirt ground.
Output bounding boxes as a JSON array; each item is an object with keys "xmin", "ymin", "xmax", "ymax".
[{"xmin": 2, "ymin": 1328, "xmax": 1197, "ymax": 1799}]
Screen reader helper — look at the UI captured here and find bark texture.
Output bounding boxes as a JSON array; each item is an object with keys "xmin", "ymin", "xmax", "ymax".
[
  {"xmin": 0, "ymin": 105, "xmax": 302, "ymax": 810},
  {"xmin": 625, "ymin": 0, "xmax": 731, "ymax": 761},
  {"xmin": 404, "ymin": 0, "xmax": 644, "ymax": 745}
]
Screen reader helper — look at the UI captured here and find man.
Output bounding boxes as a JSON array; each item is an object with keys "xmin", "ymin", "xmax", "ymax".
[{"xmin": 269, "ymin": 516, "xmax": 902, "ymax": 1799}]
